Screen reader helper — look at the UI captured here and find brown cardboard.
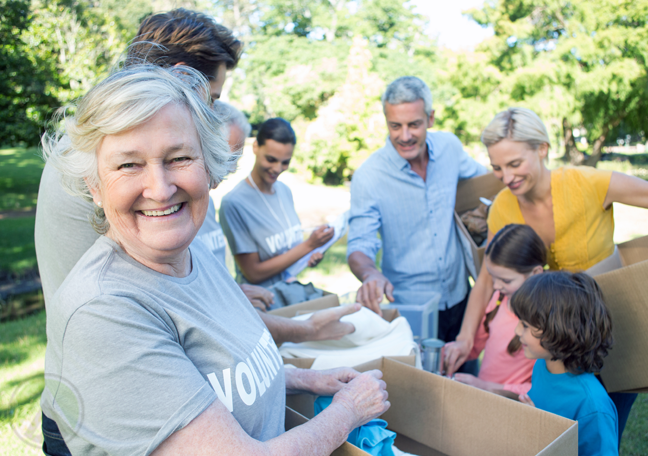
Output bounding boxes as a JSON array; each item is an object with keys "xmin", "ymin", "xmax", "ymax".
[
  {"xmin": 288, "ymin": 358, "xmax": 577, "ymax": 456},
  {"xmin": 588, "ymin": 235, "xmax": 648, "ymax": 393},
  {"xmin": 454, "ymin": 173, "xmax": 506, "ymax": 277},
  {"xmin": 269, "ymin": 294, "xmax": 341, "ymax": 318}
]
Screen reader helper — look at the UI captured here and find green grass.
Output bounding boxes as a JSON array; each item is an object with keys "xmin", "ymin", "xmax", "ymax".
[
  {"xmin": 0, "ymin": 147, "xmax": 44, "ymax": 212},
  {"xmin": 0, "ymin": 217, "xmax": 37, "ymax": 274},
  {"xmin": 0, "ymin": 311, "xmax": 47, "ymax": 455},
  {"xmin": 622, "ymin": 394, "xmax": 648, "ymax": 455}
]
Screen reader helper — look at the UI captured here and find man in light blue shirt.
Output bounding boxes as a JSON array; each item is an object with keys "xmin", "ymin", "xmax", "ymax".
[{"xmin": 347, "ymin": 76, "xmax": 486, "ymax": 344}]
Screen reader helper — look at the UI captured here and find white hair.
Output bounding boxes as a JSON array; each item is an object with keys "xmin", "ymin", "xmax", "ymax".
[
  {"xmin": 481, "ymin": 107, "xmax": 551, "ymax": 150},
  {"xmin": 213, "ymin": 100, "xmax": 251, "ymax": 139},
  {"xmin": 42, "ymin": 64, "xmax": 235, "ymax": 233},
  {"xmin": 381, "ymin": 76, "xmax": 433, "ymax": 116}
]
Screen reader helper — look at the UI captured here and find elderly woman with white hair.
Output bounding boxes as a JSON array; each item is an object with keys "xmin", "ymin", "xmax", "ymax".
[
  {"xmin": 444, "ymin": 107, "xmax": 648, "ymax": 443},
  {"xmin": 40, "ymin": 65, "xmax": 389, "ymax": 456}
]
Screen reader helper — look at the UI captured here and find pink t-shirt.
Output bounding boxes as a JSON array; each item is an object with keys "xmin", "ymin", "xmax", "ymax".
[{"xmin": 469, "ymin": 293, "xmax": 535, "ymax": 395}]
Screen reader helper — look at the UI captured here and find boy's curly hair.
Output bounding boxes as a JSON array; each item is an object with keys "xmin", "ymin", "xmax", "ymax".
[{"xmin": 510, "ymin": 271, "xmax": 613, "ymax": 374}]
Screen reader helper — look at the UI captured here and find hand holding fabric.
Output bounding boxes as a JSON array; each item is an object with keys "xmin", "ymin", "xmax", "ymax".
[{"xmin": 332, "ymin": 370, "xmax": 390, "ymax": 429}]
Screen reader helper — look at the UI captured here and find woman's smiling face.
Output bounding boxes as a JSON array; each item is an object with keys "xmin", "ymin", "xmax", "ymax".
[
  {"xmin": 89, "ymin": 103, "xmax": 210, "ymax": 264},
  {"xmin": 488, "ymin": 138, "xmax": 547, "ymax": 196}
]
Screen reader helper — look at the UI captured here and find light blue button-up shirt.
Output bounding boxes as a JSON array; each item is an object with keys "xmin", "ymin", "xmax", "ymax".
[{"xmin": 347, "ymin": 132, "xmax": 487, "ymax": 309}]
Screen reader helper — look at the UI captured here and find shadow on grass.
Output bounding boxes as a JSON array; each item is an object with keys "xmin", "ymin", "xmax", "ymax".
[{"xmin": 0, "ymin": 372, "xmax": 45, "ymax": 417}]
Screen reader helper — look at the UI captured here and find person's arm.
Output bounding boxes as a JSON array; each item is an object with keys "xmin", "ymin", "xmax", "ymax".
[
  {"xmin": 347, "ymin": 170, "xmax": 391, "ymax": 315},
  {"xmin": 444, "ymin": 231, "xmax": 495, "ymax": 377},
  {"xmin": 603, "ymin": 171, "xmax": 648, "ymax": 209},
  {"xmin": 348, "ymin": 251, "xmax": 394, "ymax": 316},
  {"xmin": 236, "ymin": 225, "xmax": 334, "ymax": 284},
  {"xmin": 258, "ymin": 303, "xmax": 360, "ymax": 345},
  {"xmin": 151, "ymin": 370, "xmax": 389, "ymax": 456}
]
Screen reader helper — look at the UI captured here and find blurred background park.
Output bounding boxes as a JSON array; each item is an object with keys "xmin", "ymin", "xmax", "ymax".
[{"xmin": 1, "ymin": 0, "xmax": 647, "ymax": 453}]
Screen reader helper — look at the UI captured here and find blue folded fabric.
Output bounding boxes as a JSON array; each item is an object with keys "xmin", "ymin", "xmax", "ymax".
[{"xmin": 314, "ymin": 396, "xmax": 396, "ymax": 456}]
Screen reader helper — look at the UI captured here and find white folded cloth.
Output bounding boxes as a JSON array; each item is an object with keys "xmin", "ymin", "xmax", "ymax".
[{"xmin": 280, "ymin": 307, "xmax": 421, "ymax": 369}]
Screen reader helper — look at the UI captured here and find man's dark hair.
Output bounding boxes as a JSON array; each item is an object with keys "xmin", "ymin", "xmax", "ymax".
[
  {"xmin": 257, "ymin": 118, "xmax": 296, "ymax": 146},
  {"xmin": 127, "ymin": 8, "xmax": 242, "ymax": 79},
  {"xmin": 510, "ymin": 271, "xmax": 613, "ymax": 374}
]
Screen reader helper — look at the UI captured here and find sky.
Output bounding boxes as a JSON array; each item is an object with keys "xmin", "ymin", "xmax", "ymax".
[{"xmin": 411, "ymin": 0, "xmax": 494, "ymax": 50}]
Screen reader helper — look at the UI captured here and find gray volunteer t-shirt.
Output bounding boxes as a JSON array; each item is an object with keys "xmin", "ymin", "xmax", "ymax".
[
  {"xmin": 41, "ymin": 236, "xmax": 286, "ymax": 456},
  {"xmin": 35, "ymin": 161, "xmax": 99, "ymax": 305},
  {"xmin": 195, "ymin": 196, "xmax": 227, "ymax": 264},
  {"xmin": 219, "ymin": 179, "xmax": 302, "ymax": 288}
]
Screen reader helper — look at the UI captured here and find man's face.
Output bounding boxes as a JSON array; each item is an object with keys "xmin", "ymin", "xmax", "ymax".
[{"xmin": 384, "ymin": 99, "xmax": 435, "ymax": 162}]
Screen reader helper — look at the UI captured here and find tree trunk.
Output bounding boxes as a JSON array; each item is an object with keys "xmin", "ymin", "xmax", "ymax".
[
  {"xmin": 560, "ymin": 118, "xmax": 584, "ymax": 164},
  {"xmin": 584, "ymin": 128, "xmax": 609, "ymax": 167}
]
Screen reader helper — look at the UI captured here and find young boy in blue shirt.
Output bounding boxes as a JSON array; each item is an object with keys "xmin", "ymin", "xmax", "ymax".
[{"xmin": 510, "ymin": 271, "xmax": 618, "ymax": 456}]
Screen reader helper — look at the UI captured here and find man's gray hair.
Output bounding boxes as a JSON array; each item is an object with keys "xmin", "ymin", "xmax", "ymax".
[
  {"xmin": 42, "ymin": 64, "xmax": 235, "ymax": 234},
  {"xmin": 381, "ymin": 76, "xmax": 433, "ymax": 117},
  {"xmin": 213, "ymin": 100, "xmax": 252, "ymax": 140}
]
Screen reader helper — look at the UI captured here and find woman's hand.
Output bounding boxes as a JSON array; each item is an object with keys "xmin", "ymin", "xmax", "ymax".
[
  {"xmin": 519, "ymin": 393, "xmax": 535, "ymax": 407},
  {"xmin": 332, "ymin": 370, "xmax": 390, "ymax": 429},
  {"xmin": 308, "ymin": 252, "xmax": 324, "ymax": 267},
  {"xmin": 239, "ymin": 284, "xmax": 274, "ymax": 311},
  {"xmin": 306, "ymin": 225, "xmax": 334, "ymax": 249}
]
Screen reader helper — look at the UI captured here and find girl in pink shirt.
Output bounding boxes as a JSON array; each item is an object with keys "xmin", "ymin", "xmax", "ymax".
[{"xmin": 453, "ymin": 224, "xmax": 546, "ymax": 397}]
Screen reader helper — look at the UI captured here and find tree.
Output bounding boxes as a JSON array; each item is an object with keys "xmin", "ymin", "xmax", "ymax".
[
  {"xmin": 467, "ymin": 0, "xmax": 648, "ymax": 165},
  {"xmin": 0, "ymin": 0, "xmax": 59, "ymax": 145},
  {"xmin": 300, "ymin": 37, "xmax": 387, "ymax": 184}
]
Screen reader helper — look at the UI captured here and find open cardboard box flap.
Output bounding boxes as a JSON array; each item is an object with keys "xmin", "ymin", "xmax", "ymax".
[
  {"xmin": 454, "ymin": 173, "xmax": 506, "ymax": 278},
  {"xmin": 588, "ymin": 235, "xmax": 648, "ymax": 393},
  {"xmin": 269, "ymin": 294, "xmax": 341, "ymax": 318},
  {"xmin": 288, "ymin": 358, "xmax": 577, "ymax": 456}
]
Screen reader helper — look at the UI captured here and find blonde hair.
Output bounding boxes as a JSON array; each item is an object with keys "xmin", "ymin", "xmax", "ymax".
[
  {"xmin": 481, "ymin": 107, "xmax": 550, "ymax": 150},
  {"xmin": 42, "ymin": 65, "xmax": 235, "ymax": 233}
]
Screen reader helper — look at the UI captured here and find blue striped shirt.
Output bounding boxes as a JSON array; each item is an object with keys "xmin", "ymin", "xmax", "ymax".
[{"xmin": 348, "ymin": 132, "xmax": 487, "ymax": 309}]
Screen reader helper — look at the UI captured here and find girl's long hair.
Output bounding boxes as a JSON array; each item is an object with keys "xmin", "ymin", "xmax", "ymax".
[{"xmin": 484, "ymin": 224, "xmax": 547, "ymax": 355}]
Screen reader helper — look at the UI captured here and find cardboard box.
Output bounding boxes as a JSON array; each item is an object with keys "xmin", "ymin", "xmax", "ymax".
[
  {"xmin": 455, "ymin": 173, "xmax": 506, "ymax": 278},
  {"xmin": 286, "ymin": 358, "xmax": 577, "ymax": 456},
  {"xmin": 269, "ymin": 294, "xmax": 342, "ymax": 318},
  {"xmin": 586, "ymin": 235, "xmax": 648, "ymax": 393}
]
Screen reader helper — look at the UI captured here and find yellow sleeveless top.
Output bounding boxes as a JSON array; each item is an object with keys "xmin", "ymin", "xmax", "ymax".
[{"xmin": 487, "ymin": 166, "xmax": 614, "ymax": 271}]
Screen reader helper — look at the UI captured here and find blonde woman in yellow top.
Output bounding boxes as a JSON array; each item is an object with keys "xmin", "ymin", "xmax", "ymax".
[{"xmin": 444, "ymin": 107, "xmax": 648, "ymax": 443}]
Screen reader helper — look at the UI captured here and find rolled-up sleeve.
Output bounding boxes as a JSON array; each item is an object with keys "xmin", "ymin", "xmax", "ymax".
[{"xmin": 347, "ymin": 170, "xmax": 382, "ymax": 261}]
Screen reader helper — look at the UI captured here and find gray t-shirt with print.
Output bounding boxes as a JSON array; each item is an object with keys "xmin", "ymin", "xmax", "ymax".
[
  {"xmin": 195, "ymin": 195, "xmax": 227, "ymax": 264},
  {"xmin": 41, "ymin": 236, "xmax": 286, "ymax": 456},
  {"xmin": 219, "ymin": 179, "xmax": 302, "ymax": 288}
]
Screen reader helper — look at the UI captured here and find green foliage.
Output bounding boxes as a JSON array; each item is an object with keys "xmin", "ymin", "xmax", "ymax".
[
  {"xmin": 0, "ymin": 217, "xmax": 37, "ymax": 274},
  {"xmin": 227, "ymin": 0, "xmax": 436, "ymax": 183},
  {"xmin": 457, "ymin": 0, "xmax": 648, "ymax": 163},
  {"xmin": 0, "ymin": 147, "xmax": 45, "ymax": 212},
  {"xmin": 0, "ymin": 0, "xmax": 59, "ymax": 146}
]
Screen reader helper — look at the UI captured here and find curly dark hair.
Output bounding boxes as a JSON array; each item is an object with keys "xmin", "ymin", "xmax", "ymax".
[
  {"xmin": 510, "ymin": 271, "xmax": 613, "ymax": 374},
  {"xmin": 127, "ymin": 8, "xmax": 242, "ymax": 78}
]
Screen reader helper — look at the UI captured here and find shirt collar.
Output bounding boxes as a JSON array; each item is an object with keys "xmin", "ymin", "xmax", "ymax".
[{"xmin": 384, "ymin": 133, "xmax": 435, "ymax": 171}]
